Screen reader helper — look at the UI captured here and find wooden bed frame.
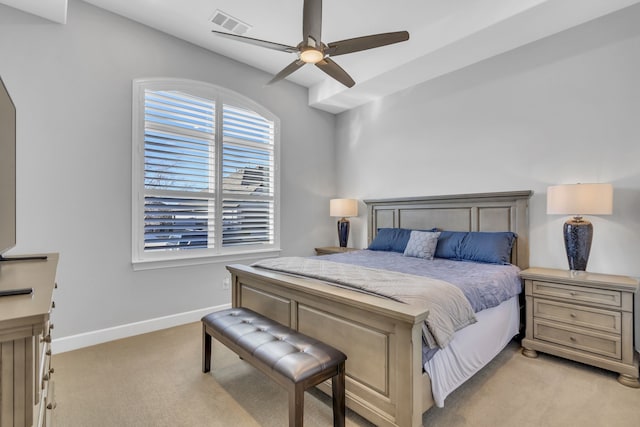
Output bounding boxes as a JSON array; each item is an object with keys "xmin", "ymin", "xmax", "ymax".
[{"xmin": 226, "ymin": 190, "xmax": 532, "ymax": 427}]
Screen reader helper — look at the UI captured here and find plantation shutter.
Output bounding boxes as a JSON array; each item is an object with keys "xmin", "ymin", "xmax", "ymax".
[
  {"xmin": 222, "ymin": 104, "xmax": 275, "ymax": 247},
  {"xmin": 136, "ymin": 82, "xmax": 277, "ymax": 259},
  {"xmin": 143, "ymin": 90, "xmax": 216, "ymax": 251}
]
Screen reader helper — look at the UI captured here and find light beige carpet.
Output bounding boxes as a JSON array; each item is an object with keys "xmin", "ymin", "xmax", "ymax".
[{"xmin": 52, "ymin": 322, "xmax": 639, "ymax": 427}]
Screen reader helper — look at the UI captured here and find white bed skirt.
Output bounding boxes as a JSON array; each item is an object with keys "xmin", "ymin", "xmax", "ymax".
[{"xmin": 425, "ymin": 295, "xmax": 520, "ymax": 407}]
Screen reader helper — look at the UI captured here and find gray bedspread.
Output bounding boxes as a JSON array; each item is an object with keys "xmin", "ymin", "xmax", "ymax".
[
  {"xmin": 252, "ymin": 257, "xmax": 477, "ymax": 349},
  {"xmin": 317, "ymin": 250, "xmax": 522, "ymax": 313}
]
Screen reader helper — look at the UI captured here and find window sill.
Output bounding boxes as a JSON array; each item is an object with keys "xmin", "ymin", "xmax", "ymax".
[{"xmin": 132, "ymin": 248, "xmax": 281, "ymax": 271}]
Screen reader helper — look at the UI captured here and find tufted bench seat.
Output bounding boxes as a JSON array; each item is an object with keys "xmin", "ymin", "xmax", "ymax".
[{"xmin": 202, "ymin": 307, "xmax": 347, "ymax": 427}]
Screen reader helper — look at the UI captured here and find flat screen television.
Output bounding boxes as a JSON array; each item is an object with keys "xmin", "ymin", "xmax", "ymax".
[{"xmin": 0, "ymin": 76, "xmax": 16, "ymax": 258}]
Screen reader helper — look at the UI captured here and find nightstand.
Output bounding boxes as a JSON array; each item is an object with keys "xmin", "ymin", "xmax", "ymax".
[
  {"xmin": 314, "ymin": 247, "xmax": 359, "ymax": 255},
  {"xmin": 520, "ymin": 267, "xmax": 639, "ymax": 387}
]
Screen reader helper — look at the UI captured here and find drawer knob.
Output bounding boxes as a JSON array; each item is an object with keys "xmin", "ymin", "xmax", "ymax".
[
  {"xmin": 42, "ymin": 335, "xmax": 52, "ymax": 343},
  {"xmin": 47, "ymin": 402, "xmax": 57, "ymax": 410},
  {"xmin": 52, "ymin": 301, "xmax": 56, "ymax": 309},
  {"xmin": 50, "ymin": 323, "xmax": 55, "ymax": 330},
  {"xmin": 43, "ymin": 368, "xmax": 55, "ymax": 381}
]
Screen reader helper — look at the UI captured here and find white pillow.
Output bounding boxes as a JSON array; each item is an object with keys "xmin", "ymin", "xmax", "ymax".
[{"xmin": 403, "ymin": 230, "xmax": 441, "ymax": 260}]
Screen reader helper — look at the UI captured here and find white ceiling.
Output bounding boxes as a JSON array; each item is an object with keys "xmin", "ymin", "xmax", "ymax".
[{"xmin": 3, "ymin": 0, "xmax": 639, "ymax": 113}]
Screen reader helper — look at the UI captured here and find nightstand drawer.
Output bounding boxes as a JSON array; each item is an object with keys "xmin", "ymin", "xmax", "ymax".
[
  {"xmin": 534, "ymin": 319, "xmax": 621, "ymax": 359},
  {"xmin": 533, "ymin": 299, "xmax": 621, "ymax": 334},
  {"xmin": 531, "ymin": 280, "xmax": 621, "ymax": 308}
]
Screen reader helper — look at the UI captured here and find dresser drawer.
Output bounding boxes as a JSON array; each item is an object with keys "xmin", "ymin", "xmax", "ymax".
[
  {"xmin": 534, "ymin": 319, "xmax": 621, "ymax": 359},
  {"xmin": 43, "ymin": 380, "xmax": 55, "ymax": 427},
  {"xmin": 531, "ymin": 280, "xmax": 621, "ymax": 308},
  {"xmin": 37, "ymin": 323, "xmax": 52, "ymax": 392},
  {"xmin": 533, "ymin": 299, "xmax": 621, "ymax": 334}
]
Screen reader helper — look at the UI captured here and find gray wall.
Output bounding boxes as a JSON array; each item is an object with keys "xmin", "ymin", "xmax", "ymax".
[
  {"xmin": 0, "ymin": 0, "xmax": 336, "ymax": 344},
  {"xmin": 336, "ymin": 6, "xmax": 640, "ymax": 348},
  {"xmin": 2, "ymin": 1, "xmax": 639, "ymax": 352}
]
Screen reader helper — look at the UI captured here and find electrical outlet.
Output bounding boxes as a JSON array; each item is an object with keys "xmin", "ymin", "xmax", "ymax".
[{"xmin": 222, "ymin": 277, "xmax": 231, "ymax": 290}]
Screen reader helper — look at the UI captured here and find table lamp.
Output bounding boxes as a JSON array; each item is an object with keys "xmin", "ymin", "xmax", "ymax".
[
  {"xmin": 330, "ymin": 199, "xmax": 358, "ymax": 248},
  {"xmin": 547, "ymin": 183, "xmax": 613, "ymax": 271}
]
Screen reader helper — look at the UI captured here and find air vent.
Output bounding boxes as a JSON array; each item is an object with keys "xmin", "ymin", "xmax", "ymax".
[{"xmin": 210, "ymin": 9, "xmax": 251, "ymax": 35}]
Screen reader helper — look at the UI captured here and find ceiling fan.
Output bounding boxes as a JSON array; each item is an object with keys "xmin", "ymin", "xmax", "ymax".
[{"xmin": 211, "ymin": 0, "xmax": 409, "ymax": 88}]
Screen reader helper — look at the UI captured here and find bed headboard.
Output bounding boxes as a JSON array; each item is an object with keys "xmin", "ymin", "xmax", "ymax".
[{"xmin": 364, "ymin": 190, "xmax": 533, "ymax": 269}]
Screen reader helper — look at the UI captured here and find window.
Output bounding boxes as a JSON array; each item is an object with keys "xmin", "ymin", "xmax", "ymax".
[{"xmin": 132, "ymin": 78, "xmax": 279, "ymax": 268}]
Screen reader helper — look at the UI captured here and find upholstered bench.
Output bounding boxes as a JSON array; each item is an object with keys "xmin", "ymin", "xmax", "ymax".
[{"xmin": 202, "ymin": 307, "xmax": 347, "ymax": 427}]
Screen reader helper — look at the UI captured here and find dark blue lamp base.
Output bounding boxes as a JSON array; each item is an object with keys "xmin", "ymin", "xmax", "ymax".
[
  {"xmin": 337, "ymin": 218, "xmax": 350, "ymax": 248},
  {"xmin": 563, "ymin": 217, "xmax": 593, "ymax": 271}
]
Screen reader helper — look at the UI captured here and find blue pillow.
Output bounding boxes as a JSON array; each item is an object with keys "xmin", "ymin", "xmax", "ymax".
[
  {"xmin": 369, "ymin": 228, "xmax": 439, "ymax": 253},
  {"xmin": 434, "ymin": 231, "xmax": 466, "ymax": 259},
  {"xmin": 458, "ymin": 232, "xmax": 516, "ymax": 265},
  {"xmin": 368, "ymin": 228, "xmax": 412, "ymax": 252},
  {"xmin": 434, "ymin": 231, "xmax": 517, "ymax": 264}
]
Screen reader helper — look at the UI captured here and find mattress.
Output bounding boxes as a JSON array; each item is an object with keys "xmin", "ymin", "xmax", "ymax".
[{"xmin": 425, "ymin": 295, "xmax": 520, "ymax": 407}]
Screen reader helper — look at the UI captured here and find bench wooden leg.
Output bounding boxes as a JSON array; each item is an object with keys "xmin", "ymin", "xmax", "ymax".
[
  {"xmin": 288, "ymin": 382, "xmax": 304, "ymax": 427},
  {"xmin": 202, "ymin": 326, "xmax": 212, "ymax": 373},
  {"xmin": 332, "ymin": 363, "xmax": 346, "ymax": 427}
]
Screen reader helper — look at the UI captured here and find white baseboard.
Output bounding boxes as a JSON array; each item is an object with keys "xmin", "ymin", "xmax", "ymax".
[{"xmin": 52, "ymin": 304, "xmax": 230, "ymax": 354}]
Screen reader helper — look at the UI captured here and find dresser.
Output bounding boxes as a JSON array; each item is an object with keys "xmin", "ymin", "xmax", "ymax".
[
  {"xmin": 520, "ymin": 267, "xmax": 639, "ymax": 387},
  {"xmin": 0, "ymin": 254, "xmax": 58, "ymax": 427}
]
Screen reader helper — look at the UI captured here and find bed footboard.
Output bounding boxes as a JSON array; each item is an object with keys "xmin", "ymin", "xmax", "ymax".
[{"xmin": 227, "ymin": 264, "xmax": 433, "ymax": 427}]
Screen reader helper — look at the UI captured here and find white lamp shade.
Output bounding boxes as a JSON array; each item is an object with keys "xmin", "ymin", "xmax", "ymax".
[
  {"xmin": 547, "ymin": 183, "xmax": 613, "ymax": 216},
  {"xmin": 330, "ymin": 198, "xmax": 358, "ymax": 217}
]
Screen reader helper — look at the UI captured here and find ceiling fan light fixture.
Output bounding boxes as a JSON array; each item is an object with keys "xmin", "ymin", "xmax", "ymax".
[
  {"xmin": 209, "ymin": 0, "xmax": 409, "ymax": 87},
  {"xmin": 299, "ymin": 48, "xmax": 324, "ymax": 64}
]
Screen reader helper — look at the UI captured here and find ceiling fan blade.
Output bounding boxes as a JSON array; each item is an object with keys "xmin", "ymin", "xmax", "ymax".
[
  {"xmin": 211, "ymin": 29, "xmax": 296, "ymax": 53},
  {"xmin": 315, "ymin": 57, "xmax": 355, "ymax": 88},
  {"xmin": 325, "ymin": 31, "xmax": 409, "ymax": 56},
  {"xmin": 267, "ymin": 60, "xmax": 306, "ymax": 85},
  {"xmin": 303, "ymin": 0, "xmax": 322, "ymax": 47}
]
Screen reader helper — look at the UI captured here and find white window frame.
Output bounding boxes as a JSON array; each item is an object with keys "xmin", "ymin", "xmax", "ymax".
[{"xmin": 132, "ymin": 78, "xmax": 280, "ymax": 270}]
